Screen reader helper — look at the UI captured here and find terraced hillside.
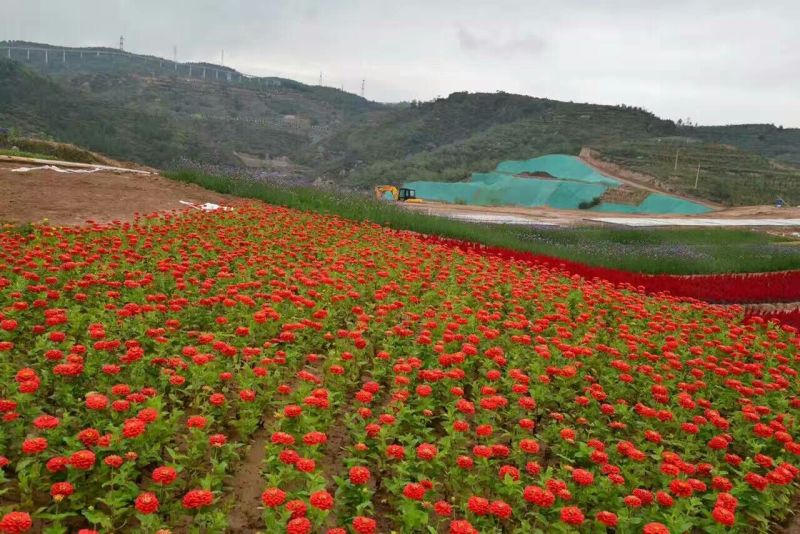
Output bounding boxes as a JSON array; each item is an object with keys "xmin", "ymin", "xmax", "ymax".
[{"xmin": 592, "ymin": 140, "xmax": 800, "ymax": 206}]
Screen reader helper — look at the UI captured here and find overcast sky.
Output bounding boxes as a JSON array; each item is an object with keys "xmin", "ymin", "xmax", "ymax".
[{"xmin": 4, "ymin": 0, "xmax": 799, "ymax": 126}]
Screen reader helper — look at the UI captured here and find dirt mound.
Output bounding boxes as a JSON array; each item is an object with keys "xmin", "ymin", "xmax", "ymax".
[{"xmin": 0, "ymin": 162, "xmax": 232, "ymax": 226}]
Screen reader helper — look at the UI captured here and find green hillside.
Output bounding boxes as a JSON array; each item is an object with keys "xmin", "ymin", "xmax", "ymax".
[
  {"xmin": 0, "ymin": 40, "xmax": 380, "ymax": 168},
  {"xmin": 315, "ymin": 92, "xmax": 677, "ymax": 187},
  {"xmin": 690, "ymin": 124, "xmax": 800, "ymax": 166},
  {"xmin": 594, "ymin": 139, "xmax": 800, "ymax": 206},
  {"xmin": 2, "ymin": 41, "xmax": 799, "ymax": 206}
]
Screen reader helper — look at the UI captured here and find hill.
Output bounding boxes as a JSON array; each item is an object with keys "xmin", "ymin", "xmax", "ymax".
[
  {"xmin": 2, "ymin": 40, "xmax": 799, "ymax": 205},
  {"xmin": 0, "ymin": 40, "xmax": 381, "ymax": 169}
]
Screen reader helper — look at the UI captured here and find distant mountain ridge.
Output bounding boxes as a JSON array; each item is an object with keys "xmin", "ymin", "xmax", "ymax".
[{"xmin": 1, "ymin": 40, "xmax": 799, "ymax": 205}]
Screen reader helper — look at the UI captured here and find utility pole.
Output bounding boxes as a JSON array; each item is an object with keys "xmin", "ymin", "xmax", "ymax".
[
  {"xmin": 319, "ymin": 71, "xmax": 323, "ymax": 86},
  {"xmin": 694, "ymin": 164, "xmax": 701, "ymax": 189},
  {"xmin": 673, "ymin": 148, "xmax": 681, "ymax": 172}
]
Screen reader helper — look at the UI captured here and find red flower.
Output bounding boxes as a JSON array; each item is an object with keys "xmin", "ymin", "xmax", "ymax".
[
  {"xmin": 284, "ymin": 405, "xmax": 302, "ymax": 418},
  {"xmin": 519, "ymin": 439, "xmax": 540, "ymax": 454},
  {"xmin": 46, "ymin": 456, "xmax": 68, "ymax": 473},
  {"xmin": 122, "ymin": 418, "xmax": 146, "ymax": 438},
  {"xmin": 596, "ymin": 511, "xmax": 617, "ymax": 527},
  {"xmin": 449, "ymin": 520, "xmax": 478, "ymax": 534},
  {"xmin": 186, "ymin": 415, "xmax": 207, "ymax": 429},
  {"xmin": 744, "ymin": 472, "xmax": 769, "ymax": 492},
  {"xmin": 707, "ymin": 435, "xmax": 728, "ymax": 450},
  {"xmin": 386, "ymin": 444, "xmax": 405, "ymax": 459},
  {"xmin": 50, "ymin": 482, "xmax": 74, "ymax": 501},
  {"xmin": 0, "ymin": 512, "xmax": 33, "ymax": 534},
  {"xmin": 467, "ymin": 496, "xmax": 490, "ymax": 515},
  {"xmin": 295, "ymin": 458, "xmax": 316, "ymax": 473},
  {"xmin": 571, "ymin": 468, "xmax": 594, "ymax": 486},
  {"xmin": 104, "ymin": 455, "xmax": 123, "ymax": 468},
  {"xmin": 287, "ymin": 517, "xmax": 312, "ymax": 534},
  {"xmin": 403, "ymin": 483, "xmax": 426, "ymax": 500},
  {"xmin": 416, "ymin": 443, "xmax": 438, "ymax": 460},
  {"xmin": 560, "ymin": 506, "xmax": 584, "ymax": 526},
  {"xmin": 135, "ymin": 492, "xmax": 159, "ymax": 514},
  {"xmin": 352, "ymin": 516, "xmax": 377, "ymax": 534},
  {"xmin": 523, "ymin": 486, "xmax": 555, "ymax": 507},
  {"xmin": 490, "ymin": 500, "xmax": 512, "ymax": 519},
  {"xmin": 152, "ymin": 466, "xmax": 177, "ymax": 485},
  {"xmin": 303, "ymin": 431, "xmax": 328, "ymax": 446},
  {"xmin": 209, "ymin": 433, "xmax": 227, "ymax": 447},
  {"xmin": 69, "ymin": 450, "xmax": 96, "ymax": 470},
  {"xmin": 21, "ymin": 438, "xmax": 48, "ymax": 455},
  {"xmin": 711, "ymin": 506, "xmax": 735, "ymax": 526},
  {"xmin": 434, "ymin": 501, "xmax": 452, "ymax": 516},
  {"xmin": 261, "ymin": 487, "xmax": 286, "ymax": 508},
  {"xmin": 285, "ymin": 500, "xmax": 306, "ymax": 519},
  {"xmin": 643, "ymin": 522, "xmax": 671, "ymax": 534},
  {"xmin": 349, "ymin": 466, "xmax": 370, "ymax": 485},
  {"xmin": 182, "ymin": 489, "xmax": 213, "ymax": 509},
  {"xmin": 310, "ymin": 490, "xmax": 334, "ymax": 510},
  {"xmin": 33, "ymin": 415, "xmax": 59, "ymax": 430},
  {"xmin": 85, "ymin": 393, "xmax": 108, "ymax": 410}
]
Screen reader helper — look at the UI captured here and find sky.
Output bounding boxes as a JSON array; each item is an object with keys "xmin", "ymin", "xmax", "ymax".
[{"xmin": 3, "ymin": 0, "xmax": 800, "ymax": 127}]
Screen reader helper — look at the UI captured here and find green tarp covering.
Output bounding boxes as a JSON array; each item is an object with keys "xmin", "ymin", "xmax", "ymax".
[
  {"xmin": 592, "ymin": 194, "xmax": 711, "ymax": 215},
  {"xmin": 496, "ymin": 155, "xmax": 620, "ymax": 186},
  {"xmin": 403, "ymin": 154, "xmax": 712, "ymax": 214},
  {"xmin": 405, "ymin": 174, "xmax": 606, "ymax": 210}
]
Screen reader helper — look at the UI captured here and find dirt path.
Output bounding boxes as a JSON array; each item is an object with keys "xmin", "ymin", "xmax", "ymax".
[
  {"xmin": 225, "ymin": 427, "xmax": 272, "ymax": 533},
  {"xmin": 0, "ymin": 162, "xmax": 233, "ymax": 225},
  {"xmin": 401, "ymin": 197, "xmax": 800, "ymax": 228}
]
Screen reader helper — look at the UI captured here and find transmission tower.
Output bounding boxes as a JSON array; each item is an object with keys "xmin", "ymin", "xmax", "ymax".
[
  {"xmin": 361, "ymin": 79, "xmax": 365, "ymax": 98},
  {"xmin": 119, "ymin": 36, "xmax": 124, "ymax": 51}
]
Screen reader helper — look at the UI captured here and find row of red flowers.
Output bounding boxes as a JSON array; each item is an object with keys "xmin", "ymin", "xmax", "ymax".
[{"xmin": 418, "ymin": 235, "xmax": 800, "ymax": 305}]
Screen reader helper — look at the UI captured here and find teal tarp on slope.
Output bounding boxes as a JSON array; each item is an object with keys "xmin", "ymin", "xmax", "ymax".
[
  {"xmin": 405, "ymin": 173, "xmax": 606, "ymax": 210},
  {"xmin": 403, "ymin": 154, "xmax": 712, "ymax": 214},
  {"xmin": 591, "ymin": 194, "xmax": 711, "ymax": 215},
  {"xmin": 496, "ymin": 155, "xmax": 620, "ymax": 186}
]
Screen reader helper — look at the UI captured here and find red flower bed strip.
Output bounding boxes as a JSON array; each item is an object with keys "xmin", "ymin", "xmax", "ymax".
[{"xmin": 418, "ymin": 235, "xmax": 800, "ymax": 304}]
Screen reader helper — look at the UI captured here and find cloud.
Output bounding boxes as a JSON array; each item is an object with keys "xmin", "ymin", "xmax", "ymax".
[{"xmin": 456, "ymin": 26, "xmax": 546, "ymax": 57}]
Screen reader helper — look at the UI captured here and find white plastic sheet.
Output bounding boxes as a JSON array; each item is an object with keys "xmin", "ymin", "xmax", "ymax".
[{"xmin": 11, "ymin": 165, "xmax": 102, "ymax": 174}]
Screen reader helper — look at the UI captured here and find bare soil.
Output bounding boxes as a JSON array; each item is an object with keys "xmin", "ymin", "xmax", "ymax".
[
  {"xmin": 225, "ymin": 426, "xmax": 272, "ymax": 533},
  {"xmin": 401, "ymin": 198, "xmax": 800, "ymax": 227},
  {"xmin": 0, "ymin": 162, "xmax": 233, "ymax": 226}
]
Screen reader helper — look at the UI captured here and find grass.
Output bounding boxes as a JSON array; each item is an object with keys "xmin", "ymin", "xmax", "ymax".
[
  {"xmin": 164, "ymin": 169, "xmax": 800, "ymax": 274},
  {"xmin": 0, "ymin": 148, "xmax": 57, "ymax": 160}
]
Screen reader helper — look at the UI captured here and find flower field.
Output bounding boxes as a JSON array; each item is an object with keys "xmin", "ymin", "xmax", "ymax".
[{"xmin": 1, "ymin": 203, "xmax": 799, "ymax": 533}]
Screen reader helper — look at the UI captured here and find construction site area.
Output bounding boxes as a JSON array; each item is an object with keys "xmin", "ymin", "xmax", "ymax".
[{"xmin": 3, "ymin": 152, "xmax": 800, "ymax": 230}]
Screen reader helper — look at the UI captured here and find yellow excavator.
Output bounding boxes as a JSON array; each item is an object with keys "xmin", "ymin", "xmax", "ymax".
[{"xmin": 374, "ymin": 185, "xmax": 423, "ymax": 203}]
